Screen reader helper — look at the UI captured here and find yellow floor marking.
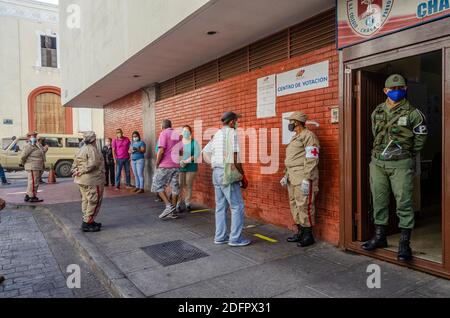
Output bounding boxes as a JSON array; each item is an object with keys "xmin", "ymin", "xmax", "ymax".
[
  {"xmin": 254, "ymin": 234, "xmax": 278, "ymax": 243},
  {"xmin": 190, "ymin": 209, "xmax": 210, "ymax": 214}
]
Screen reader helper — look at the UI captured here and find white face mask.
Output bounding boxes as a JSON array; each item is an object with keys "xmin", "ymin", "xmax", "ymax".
[{"xmin": 133, "ymin": 137, "xmax": 139, "ymax": 142}]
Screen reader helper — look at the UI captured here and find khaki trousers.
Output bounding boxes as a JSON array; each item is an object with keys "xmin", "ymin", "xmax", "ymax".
[
  {"xmin": 287, "ymin": 180, "xmax": 318, "ymax": 227},
  {"xmin": 26, "ymin": 170, "xmax": 41, "ymax": 197},
  {"xmin": 78, "ymin": 184, "xmax": 104, "ymax": 224},
  {"xmin": 179, "ymin": 171, "xmax": 196, "ymax": 205}
]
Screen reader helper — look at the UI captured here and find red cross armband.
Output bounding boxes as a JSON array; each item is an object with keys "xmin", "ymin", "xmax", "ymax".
[{"xmin": 305, "ymin": 146, "xmax": 319, "ymax": 159}]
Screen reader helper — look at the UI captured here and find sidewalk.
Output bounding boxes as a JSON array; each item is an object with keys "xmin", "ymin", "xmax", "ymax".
[{"xmin": 2, "ymin": 181, "xmax": 450, "ymax": 298}]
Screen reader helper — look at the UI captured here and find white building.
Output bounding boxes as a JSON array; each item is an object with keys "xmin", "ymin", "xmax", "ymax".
[{"xmin": 0, "ymin": 0, "xmax": 103, "ymax": 143}]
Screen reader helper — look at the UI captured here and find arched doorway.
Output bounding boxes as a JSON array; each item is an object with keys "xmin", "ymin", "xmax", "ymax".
[{"xmin": 28, "ymin": 86, "xmax": 73, "ymax": 134}]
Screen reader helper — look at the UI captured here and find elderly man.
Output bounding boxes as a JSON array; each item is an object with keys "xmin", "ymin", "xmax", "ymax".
[
  {"xmin": 281, "ymin": 112, "xmax": 320, "ymax": 248},
  {"xmin": 20, "ymin": 132, "xmax": 45, "ymax": 203},
  {"xmin": 71, "ymin": 132, "xmax": 105, "ymax": 233}
]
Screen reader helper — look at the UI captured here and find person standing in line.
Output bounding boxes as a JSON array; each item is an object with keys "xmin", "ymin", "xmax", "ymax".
[
  {"xmin": 130, "ymin": 131, "xmax": 146, "ymax": 194},
  {"xmin": 0, "ymin": 164, "xmax": 10, "ymax": 186},
  {"xmin": 202, "ymin": 112, "xmax": 250, "ymax": 247},
  {"xmin": 20, "ymin": 132, "xmax": 45, "ymax": 203},
  {"xmin": 178, "ymin": 125, "xmax": 201, "ymax": 212},
  {"xmin": 102, "ymin": 138, "xmax": 115, "ymax": 187},
  {"xmin": 112, "ymin": 129, "xmax": 132, "ymax": 190},
  {"xmin": 151, "ymin": 119, "xmax": 181, "ymax": 220},
  {"xmin": 71, "ymin": 131, "xmax": 105, "ymax": 233}
]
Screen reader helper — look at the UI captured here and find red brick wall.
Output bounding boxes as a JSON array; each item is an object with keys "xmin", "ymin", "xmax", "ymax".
[
  {"xmin": 104, "ymin": 90, "xmax": 144, "ymax": 185},
  {"xmin": 155, "ymin": 44, "xmax": 340, "ymax": 244},
  {"xmin": 104, "ymin": 90, "xmax": 143, "ymax": 141}
]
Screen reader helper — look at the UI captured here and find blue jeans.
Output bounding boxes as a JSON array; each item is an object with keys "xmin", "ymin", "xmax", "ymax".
[
  {"xmin": 131, "ymin": 159, "xmax": 145, "ymax": 189},
  {"xmin": 115, "ymin": 158, "xmax": 131, "ymax": 187},
  {"xmin": 212, "ymin": 168, "xmax": 245, "ymax": 243}
]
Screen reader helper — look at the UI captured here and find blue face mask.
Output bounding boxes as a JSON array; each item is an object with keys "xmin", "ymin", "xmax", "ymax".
[
  {"xmin": 387, "ymin": 89, "xmax": 407, "ymax": 102},
  {"xmin": 182, "ymin": 131, "xmax": 191, "ymax": 139},
  {"xmin": 30, "ymin": 138, "xmax": 37, "ymax": 145}
]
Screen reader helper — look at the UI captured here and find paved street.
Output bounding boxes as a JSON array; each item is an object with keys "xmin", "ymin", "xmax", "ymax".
[{"xmin": 2, "ymin": 178, "xmax": 450, "ymax": 298}]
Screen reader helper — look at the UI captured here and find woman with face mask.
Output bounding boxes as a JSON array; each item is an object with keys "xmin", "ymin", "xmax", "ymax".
[
  {"xmin": 129, "ymin": 131, "xmax": 146, "ymax": 193},
  {"xmin": 178, "ymin": 125, "xmax": 201, "ymax": 212},
  {"xmin": 102, "ymin": 138, "xmax": 115, "ymax": 187}
]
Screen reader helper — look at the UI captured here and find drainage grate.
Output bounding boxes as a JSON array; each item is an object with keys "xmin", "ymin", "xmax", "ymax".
[{"xmin": 141, "ymin": 240, "xmax": 209, "ymax": 267}]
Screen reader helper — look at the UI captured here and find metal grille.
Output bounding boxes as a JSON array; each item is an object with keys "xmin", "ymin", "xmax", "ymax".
[
  {"xmin": 156, "ymin": 9, "xmax": 336, "ymax": 101},
  {"xmin": 141, "ymin": 240, "xmax": 209, "ymax": 267}
]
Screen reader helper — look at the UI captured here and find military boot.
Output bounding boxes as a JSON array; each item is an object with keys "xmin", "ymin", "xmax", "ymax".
[
  {"xmin": 81, "ymin": 222, "xmax": 101, "ymax": 233},
  {"xmin": 287, "ymin": 225, "xmax": 303, "ymax": 243},
  {"xmin": 398, "ymin": 229, "xmax": 412, "ymax": 262},
  {"xmin": 298, "ymin": 227, "xmax": 315, "ymax": 247},
  {"xmin": 361, "ymin": 225, "xmax": 388, "ymax": 251}
]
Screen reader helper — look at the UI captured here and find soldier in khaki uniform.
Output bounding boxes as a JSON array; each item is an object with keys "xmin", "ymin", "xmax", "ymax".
[
  {"xmin": 281, "ymin": 112, "xmax": 320, "ymax": 247},
  {"xmin": 20, "ymin": 132, "xmax": 45, "ymax": 203},
  {"xmin": 71, "ymin": 132, "xmax": 106, "ymax": 232},
  {"xmin": 362, "ymin": 74, "xmax": 428, "ymax": 262}
]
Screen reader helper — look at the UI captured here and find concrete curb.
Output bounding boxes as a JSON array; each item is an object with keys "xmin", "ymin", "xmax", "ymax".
[{"xmin": 8, "ymin": 204, "xmax": 145, "ymax": 298}]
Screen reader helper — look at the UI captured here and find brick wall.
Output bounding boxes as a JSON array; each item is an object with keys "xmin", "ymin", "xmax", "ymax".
[
  {"xmin": 155, "ymin": 44, "xmax": 340, "ymax": 244},
  {"xmin": 104, "ymin": 90, "xmax": 144, "ymax": 185},
  {"xmin": 104, "ymin": 90, "xmax": 143, "ymax": 140}
]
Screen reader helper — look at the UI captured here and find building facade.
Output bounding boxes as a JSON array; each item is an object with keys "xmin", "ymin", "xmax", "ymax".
[
  {"xmin": 60, "ymin": 0, "xmax": 450, "ymax": 278},
  {"xmin": 0, "ymin": 0, "xmax": 103, "ymax": 143}
]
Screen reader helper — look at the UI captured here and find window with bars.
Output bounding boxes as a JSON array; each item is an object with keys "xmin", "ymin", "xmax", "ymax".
[
  {"xmin": 40, "ymin": 35, "xmax": 58, "ymax": 68},
  {"xmin": 157, "ymin": 9, "xmax": 335, "ymax": 101}
]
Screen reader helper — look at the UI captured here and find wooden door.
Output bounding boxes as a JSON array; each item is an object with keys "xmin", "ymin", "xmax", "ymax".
[{"xmin": 35, "ymin": 93, "xmax": 65, "ymax": 134}]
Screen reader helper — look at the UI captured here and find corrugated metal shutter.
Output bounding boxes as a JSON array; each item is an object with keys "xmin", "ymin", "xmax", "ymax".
[
  {"xmin": 290, "ymin": 9, "xmax": 335, "ymax": 58},
  {"xmin": 159, "ymin": 79, "xmax": 175, "ymax": 100},
  {"xmin": 249, "ymin": 30, "xmax": 288, "ymax": 71},
  {"xmin": 219, "ymin": 48, "xmax": 248, "ymax": 81},
  {"xmin": 194, "ymin": 60, "xmax": 218, "ymax": 89},
  {"xmin": 175, "ymin": 71, "xmax": 194, "ymax": 95}
]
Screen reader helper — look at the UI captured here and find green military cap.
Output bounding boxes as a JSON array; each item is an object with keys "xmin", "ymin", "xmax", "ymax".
[
  {"xmin": 385, "ymin": 74, "xmax": 406, "ymax": 88},
  {"xmin": 285, "ymin": 112, "xmax": 308, "ymax": 123}
]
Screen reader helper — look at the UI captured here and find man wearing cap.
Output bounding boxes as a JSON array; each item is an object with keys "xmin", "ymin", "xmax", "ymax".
[
  {"xmin": 71, "ymin": 131, "xmax": 105, "ymax": 233},
  {"xmin": 281, "ymin": 112, "xmax": 320, "ymax": 247},
  {"xmin": 362, "ymin": 74, "xmax": 428, "ymax": 262},
  {"xmin": 203, "ymin": 112, "xmax": 251, "ymax": 247},
  {"xmin": 20, "ymin": 132, "xmax": 45, "ymax": 203}
]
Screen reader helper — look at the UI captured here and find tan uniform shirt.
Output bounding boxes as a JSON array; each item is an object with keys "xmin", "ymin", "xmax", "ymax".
[
  {"xmin": 285, "ymin": 128, "xmax": 320, "ymax": 186},
  {"xmin": 72, "ymin": 144, "xmax": 105, "ymax": 186},
  {"xmin": 20, "ymin": 144, "xmax": 45, "ymax": 171}
]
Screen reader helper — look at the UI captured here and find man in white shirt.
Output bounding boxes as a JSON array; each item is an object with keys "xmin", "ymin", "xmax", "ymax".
[{"xmin": 203, "ymin": 112, "xmax": 251, "ymax": 247}]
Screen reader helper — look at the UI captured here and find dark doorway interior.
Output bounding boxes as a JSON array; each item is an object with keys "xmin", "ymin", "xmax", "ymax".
[{"xmin": 357, "ymin": 50, "xmax": 443, "ymax": 263}]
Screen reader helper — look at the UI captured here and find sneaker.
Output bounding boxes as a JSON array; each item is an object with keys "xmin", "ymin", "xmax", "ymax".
[
  {"xmin": 1, "ymin": 181, "xmax": 11, "ymax": 186},
  {"xmin": 186, "ymin": 204, "xmax": 192, "ymax": 212},
  {"xmin": 214, "ymin": 238, "xmax": 229, "ymax": 245},
  {"xmin": 24, "ymin": 195, "xmax": 31, "ymax": 202},
  {"xmin": 29, "ymin": 197, "xmax": 44, "ymax": 203},
  {"xmin": 167, "ymin": 212, "xmax": 179, "ymax": 220},
  {"xmin": 136, "ymin": 189, "xmax": 145, "ymax": 194},
  {"xmin": 126, "ymin": 185, "xmax": 134, "ymax": 189},
  {"xmin": 159, "ymin": 205, "xmax": 176, "ymax": 219},
  {"xmin": 115, "ymin": 187, "xmax": 120, "ymax": 191},
  {"xmin": 228, "ymin": 238, "xmax": 252, "ymax": 247}
]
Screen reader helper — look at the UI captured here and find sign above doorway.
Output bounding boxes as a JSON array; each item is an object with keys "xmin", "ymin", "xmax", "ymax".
[{"xmin": 338, "ymin": 0, "xmax": 450, "ymax": 49}]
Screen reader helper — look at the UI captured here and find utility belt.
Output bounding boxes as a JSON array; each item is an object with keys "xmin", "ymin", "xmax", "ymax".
[{"xmin": 372, "ymin": 150, "xmax": 411, "ymax": 161}]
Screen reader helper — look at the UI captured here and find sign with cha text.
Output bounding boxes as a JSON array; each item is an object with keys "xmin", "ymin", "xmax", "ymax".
[
  {"xmin": 276, "ymin": 61, "xmax": 329, "ymax": 97},
  {"xmin": 338, "ymin": 0, "xmax": 450, "ymax": 49}
]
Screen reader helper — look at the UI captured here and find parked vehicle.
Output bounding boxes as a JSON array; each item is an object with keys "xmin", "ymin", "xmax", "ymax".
[{"xmin": 0, "ymin": 134, "xmax": 84, "ymax": 178}]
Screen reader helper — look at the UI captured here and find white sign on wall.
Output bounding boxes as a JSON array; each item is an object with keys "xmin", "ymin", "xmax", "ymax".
[
  {"xmin": 277, "ymin": 61, "xmax": 329, "ymax": 97},
  {"xmin": 257, "ymin": 75, "xmax": 276, "ymax": 118},
  {"xmin": 282, "ymin": 112, "xmax": 295, "ymax": 145}
]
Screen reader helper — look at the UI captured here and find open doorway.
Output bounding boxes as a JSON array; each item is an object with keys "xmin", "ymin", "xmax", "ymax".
[{"xmin": 356, "ymin": 50, "xmax": 443, "ymax": 263}]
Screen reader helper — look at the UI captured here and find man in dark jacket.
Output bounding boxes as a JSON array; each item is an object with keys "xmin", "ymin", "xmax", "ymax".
[{"xmin": 102, "ymin": 138, "xmax": 115, "ymax": 187}]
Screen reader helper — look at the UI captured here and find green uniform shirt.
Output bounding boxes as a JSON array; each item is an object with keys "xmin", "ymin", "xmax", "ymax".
[{"xmin": 371, "ymin": 99, "xmax": 428, "ymax": 159}]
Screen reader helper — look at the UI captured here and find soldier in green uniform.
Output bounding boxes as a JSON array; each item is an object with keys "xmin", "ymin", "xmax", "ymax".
[{"xmin": 362, "ymin": 74, "xmax": 428, "ymax": 262}]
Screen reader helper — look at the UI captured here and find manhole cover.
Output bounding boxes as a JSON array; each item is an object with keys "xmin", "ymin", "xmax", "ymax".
[{"xmin": 141, "ymin": 240, "xmax": 209, "ymax": 267}]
